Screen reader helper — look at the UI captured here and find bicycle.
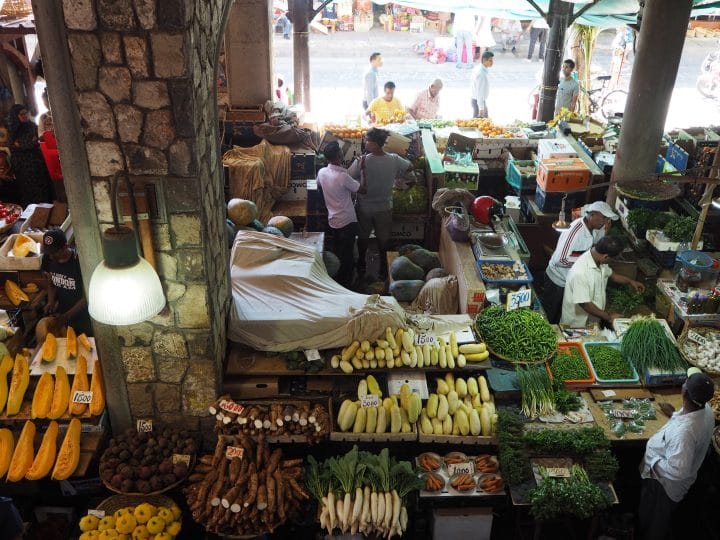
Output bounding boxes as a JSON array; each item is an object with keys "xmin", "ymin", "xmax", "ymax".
[{"xmin": 528, "ymin": 75, "xmax": 628, "ymax": 121}]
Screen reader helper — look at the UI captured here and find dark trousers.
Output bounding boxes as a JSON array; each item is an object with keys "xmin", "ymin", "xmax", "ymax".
[
  {"xmin": 541, "ymin": 271, "xmax": 564, "ymax": 324},
  {"xmin": 332, "ymin": 222, "xmax": 358, "ymax": 287},
  {"xmin": 528, "ymin": 28, "xmax": 547, "ymax": 59},
  {"xmin": 471, "ymin": 99, "xmax": 487, "ymax": 118},
  {"xmin": 639, "ymin": 478, "xmax": 678, "ymax": 540}
]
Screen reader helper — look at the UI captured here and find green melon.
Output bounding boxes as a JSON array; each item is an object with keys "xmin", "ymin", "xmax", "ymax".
[
  {"xmin": 227, "ymin": 198, "xmax": 258, "ymax": 227},
  {"xmin": 262, "ymin": 226, "xmax": 285, "ymax": 237},
  {"xmin": 267, "ymin": 215, "xmax": 294, "ymax": 237}
]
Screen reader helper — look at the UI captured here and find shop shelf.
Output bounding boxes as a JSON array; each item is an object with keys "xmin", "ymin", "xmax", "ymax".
[
  {"xmin": 545, "ymin": 342, "xmax": 595, "ymax": 386},
  {"xmin": 582, "ymin": 341, "xmax": 639, "ymax": 384}
]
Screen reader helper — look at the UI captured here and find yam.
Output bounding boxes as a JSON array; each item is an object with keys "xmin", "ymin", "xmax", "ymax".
[
  {"xmin": 390, "ymin": 256, "xmax": 424, "ymax": 281},
  {"xmin": 389, "ymin": 280, "xmax": 424, "ymax": 303}
]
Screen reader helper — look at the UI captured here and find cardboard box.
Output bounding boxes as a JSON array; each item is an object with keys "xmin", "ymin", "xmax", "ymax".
[
  {"xmin": 280, "ymin": 179, "xmax": 309, "ymax": 201},
  {"xmin": 537, "ymin": 138, "xmax": 578, "ymax": 160},
  {"xmin": 442, "ymin": 162, "xmax": 479, "ymax": 191},
  {"xmin": 438, "ymin": 225, "xmax": 486, "ymax": 314},
  {"xmin": 390, "ymin": 218, "xmax": 425, "ymax": 241},
  {"xmin": 224, "ymin": 377, "xmax": 279, "ymax": 399},
  {"xmin": 536, "ymin": 158, "xmax": 591, "ymax": 192},
  {"xmin": 21, "ymin": 202, "xmax": 71, "ymax": 237},
  {"xmin": 432, "ymin": 507, "xmax": 493, "ymax": 540}
]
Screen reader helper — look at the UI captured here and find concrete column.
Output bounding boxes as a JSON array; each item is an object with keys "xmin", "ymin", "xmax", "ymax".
[
  {"xmin": 538, "ymin": 0, "xmax": 572, "ymax": 122},
  {"xmin": 4, "ymin": 56, "xmax": 26, "ymax": 106},
  {"xmin": 290, "ymin": 0, "xmax": 311, "ymax": 110},
  {"xmin": 609, "ymin": 0, "xmax": 693, "ymax": 200},
  {"xmin": 225, "ymin": 0, "xmax": 273, "ymax": 107}
]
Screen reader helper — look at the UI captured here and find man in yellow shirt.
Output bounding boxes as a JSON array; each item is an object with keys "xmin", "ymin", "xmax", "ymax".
[{"xmin": 366, "ymin": 81, "xmax": 405, "ymax": 124}]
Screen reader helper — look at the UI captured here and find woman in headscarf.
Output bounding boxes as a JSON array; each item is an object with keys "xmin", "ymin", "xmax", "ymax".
[{"xmin": 6, "ymin": 104, "xmax": 53, "ymax": 207}]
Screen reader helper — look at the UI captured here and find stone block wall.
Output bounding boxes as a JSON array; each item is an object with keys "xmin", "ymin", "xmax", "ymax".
[{"xmin": 59, "ymin": 0, "xmax": 233, "ymax": 434}]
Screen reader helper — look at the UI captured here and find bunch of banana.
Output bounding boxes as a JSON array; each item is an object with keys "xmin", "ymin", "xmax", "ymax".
[
  {"xmin": 336, "ymin": 379, "xmax": 421, "ymax": 435},
  {"xmin": 418, "ymin": 373, "xmax": 497, "ymax": 438},
  {"xmin": 330, "ymin": 328, "xmax": 488, "ymax": 373}
]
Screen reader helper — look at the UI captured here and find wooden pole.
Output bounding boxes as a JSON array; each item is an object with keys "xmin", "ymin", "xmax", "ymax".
[{"xmin": 691, "ymin": 149, "xmax": 720, "ymax": 250}]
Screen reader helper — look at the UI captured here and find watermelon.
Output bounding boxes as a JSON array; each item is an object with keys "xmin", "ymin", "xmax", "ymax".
[
  {"xmin": 389, "ymin": 280, "xmax": 424, "ymax": 302},
  {"xmin": 390, "ymin": 256, "xmax": 424, "ymax": 281},
  {"xmin": 267, "ymin": 215, "xmax": 294, "ymax": 238},
  {"xmin": 408, "ymin": 248, "xmax": 441, "ymax": 273},
  {"xmin": 262, "ymin": 226, "xmax": 284, "ymax": 236},
  {"xmin": 227, "ymin": 198, "xmax": 258, "ymax": 226},
  {"xmin": 398, "ymin": 244, "xmax": 423, "ymax": 256},
  {"xmin": 425, "ymin": 267, "xmax": 449, "ymax": 281},
  {"xmin": 249, "ymin": 219, "xmax": 265, "ymax": 231}
]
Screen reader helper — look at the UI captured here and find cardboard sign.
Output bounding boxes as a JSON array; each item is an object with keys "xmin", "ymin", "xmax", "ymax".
[
  {"xmin": 219, "ymin": 400, "xmax": 245, "ymax": 415},
  {"xmin": 87, "ymin": 509, "xmax": 105, "ymax": 518},
  {"xmin": 546, "ymin": 467, "xmax": 571, "ymax": 478},
  {"xmin": 611, "ymin": 409, "xmax": 635, "ymax": 419},
  {"xmin": 136, "ymin": 419, "xmax": 153, "ymax": 433},
  {"xmin": 360, "ymin": 394, "xmax": 380, "ymax": 408},
  {"xmin": 447, "ymin": 462, "xmax": 475, "ymax": 476},
  {"xmin": 225, "ymin": 446, "xmax": 245, "ymax": 460},
  {"xmin": 506, "ymin": 289, "xmax": 532, "ymax": 311},
  {"xmin": 304, "ymin": 349, "xmax": 322, "ymax": 362},
  {"xmin": 172, "ymin": 454, "xmax": 191, "ymax": 466},
  {"xmin": 601, "ymin": 390, "xmax": 617, "ymax": 398},
  {"xmin": 72, "ymin": 390, "xmax": 93, "ymax": 404},
  {"xmin": 414, "ymin": 333, "xmax": 437, "ymax": 347},
  {"xmin": 688, "ymin": 331, "xmax": 707, "ymax": 346}
]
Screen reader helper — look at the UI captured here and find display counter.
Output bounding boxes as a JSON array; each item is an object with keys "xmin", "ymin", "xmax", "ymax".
[{"xmin": 657, "ymin": 279, "xmax": 720, "ymax": 331}]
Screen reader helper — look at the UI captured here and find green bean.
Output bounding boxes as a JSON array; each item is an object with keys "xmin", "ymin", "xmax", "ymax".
[
  {"xmin": 475, "ymin": 306, "xmax": 556, "ymax": 362},
  {"xmin": 550, "ymin": 348, "xmax": 590, "ymax": 381},
  {"xmin": 586, "ymin": 345, "xmax": 634, "ymax": 380},
  {"xmin": 620, "ymin": 318, "xmax": 685, "ymax": 373}
]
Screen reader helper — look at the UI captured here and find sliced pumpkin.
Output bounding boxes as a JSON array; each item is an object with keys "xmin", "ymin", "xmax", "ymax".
[
  {"xmin": 47, "ymin": 366, "xmax": 69, "ymax": 419},
  {"xmin": 41, "ymin": 332, "xmax": 57, "ymax": 363},
  {"xmin": 6, "ymin": 354, "xmax": 29, "ymax": 416},
  {"xmin": 0, "ymin": 355, "xmax": 13, "ymax": 414},
  {"xmin": 31, "ymin": 372, "xmax": 55, "ymax": 419},
  {"xmin": 25, "ymin": 420, "xmax": 58, "ymax": 480},
  {"xmin": 51, "ymin": 418, "xmax": 80, "ymax": 480},
  {"xmin": 0, "ymin": 428, "xmax": 14, "ymax": 478},
  {"xmin": 66, "ymin": 326, "xmax": 77, "ymax": 360},
  {"xmin": 77, "ymin": 333, "xmax": 92, "ymax": 351},
  {"xmin": 7, "ymin": 420, "xmax": 35, "ymax": 481},
  {"xmin": 68, "ymin": 356, "xmax": 89, "ymax": 416},
  {"xmin": 12, "ymin": 233, "xmax": 38, "ymax": 257},
  {"xmin": 4, "ymin": 279, "xmax": 29, "ymax": 306},
  {"xmin": 89, "ymin": 360, "xmax": 105, "ymax": 416}
]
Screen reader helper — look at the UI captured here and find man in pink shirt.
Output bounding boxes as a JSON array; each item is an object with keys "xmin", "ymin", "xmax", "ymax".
[
  {"xmin": 407, "ymin": 79, "xmax": 443, "ymax": 120},
  {"xmin": 317, "ymin": 141, "xmax": 367, "ymax": 286}
]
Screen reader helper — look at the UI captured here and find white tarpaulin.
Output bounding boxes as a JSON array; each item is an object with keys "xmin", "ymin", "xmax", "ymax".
[{"xmin": 228, "ymin": 231, "xmax": 405, "ymax": 352}]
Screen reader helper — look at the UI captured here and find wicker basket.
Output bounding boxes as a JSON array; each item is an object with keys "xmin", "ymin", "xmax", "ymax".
[
  {"xmin": 475, "ymin": 327, "xmax": 555, "ymax": 365},
  {"xmin": 678, "ymin": 326, "xmax": 720, "ymax": 375},
  {"xmin": 0, "ymin": 203, "xmax": 22, "ymax": 235},
  {"xmin": 99, "ymin": 450, "xmax": 195, "ymax": 496},
  {"xmin": 95, "ymin": 493, "xmax": 176, "ymax": 514}
]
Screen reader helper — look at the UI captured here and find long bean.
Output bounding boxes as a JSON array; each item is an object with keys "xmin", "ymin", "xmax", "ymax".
[{"xmin": 620, "ymin": 318, "xmax": 685, "ymax": 373}]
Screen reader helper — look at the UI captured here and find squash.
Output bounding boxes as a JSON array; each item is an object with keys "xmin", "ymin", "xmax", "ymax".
[
  {"xmin": 425, "ymin": 267, "xmax": 449, "ymax": 281},
  {"xmin": 31, "ymin": 372, "xmax": 55, "ymax": 419},
  {"xmin": 51, "ymin": 418, "xmax": 81, "ymax": 480},
  {"xmin": 66, "ymin": 326, "xmax": 77, "ymax": 360},
  {"xmin": 398, "ymin": 244, "xmax": 422, "ymax": 256},
  {"xmin": 4, "ymin": 279, "xmax": 29, "ymax": 306},
  {"xmin": 89, "ymin": 360, "xmax": 105, "ymax": 416},
  {"xmin": 390, "ymin": 256, "xmax": 424, "ymax": 281},
  {"xmin": 68, "ymin": 356, "xmax": 89, "ymax": 416},
  {"xmin": 267, "ymin": 215, "xmax": 294, "ymax": 237},
  {"xmin": 47, "ymin": 366, "xmax": 70, "ymax": 419},
  {"xmin": 0, "ymin": 428, "xmax": 14, "ymax": 478},
  {"xmin": 7, "ymin": 420, "xmax": 35, "ymax": 481},
  {"xmin": 0, "ymin": 355, "xmax": 13, "ymax": 413},
  {"xmin": 25, "ymin": 420, "xmax": 58, "ymax": 480},
  {"xmin": 6, "ymin": 354, "xmax": 29, "ymax": 416},
  {"xmin": 41, "ymin": 332, "xmax": 57, "ymax": 362},
  {"xmin": 407, "ymin": 248, "xmax": 441, "ymax": 273},
  {"xmin": 226, "ymin": 198, "xmax": 258, "ymax": 227},
  {"xmin": 12, "ymin": 233, "xmax": 39, "ymax": 257},
  {"xmin": 77, "ymin": 333, "xmax": 93, "ymax": 351},
  {"xmin": 389, "ymin": 280, "xmax": 424, "ymax": 303}
]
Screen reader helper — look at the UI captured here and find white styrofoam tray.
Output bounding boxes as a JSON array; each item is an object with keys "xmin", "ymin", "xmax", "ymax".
[{"xmin": 30, "ymin": 337, "xmax": 97, "ymax": 375}]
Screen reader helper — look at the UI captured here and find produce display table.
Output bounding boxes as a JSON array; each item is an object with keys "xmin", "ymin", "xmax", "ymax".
[
  {"xmin": 581, "ymin": 389, "xmax": 683, "ymax": 443},
  {"xmin": 656, "ymin": 279, "xmax": 720, "ymax": 331}
]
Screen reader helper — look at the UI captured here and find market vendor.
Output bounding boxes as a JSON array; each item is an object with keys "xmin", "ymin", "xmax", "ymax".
[
  {"xmin": 407, "ymin": 79, "xmax": 443, "ymax": 120},
  {"xmin": 37, "ymin": 229, "xmax": 92, "ymax": 343},
  {"xmin": 639, "ymin": 371, "xmax": 715, "ymax": 540},
  {"xmin": 560, "ymin": 236, "xmax": 645, "ymax": 327},
  {"xmin": 365, "ymin": 81, "xmax": 406, "ymax": 124},
  {"xmin": 542, "ymin": 201, "xmax": 618, "ymax": 323},
  {"xmin": 347, "ymin": 128, "xmax": 411, "ymax": 278},
  {"xmin": 316, "ymin": 141, "xmax": 367, "ymax": 287}
]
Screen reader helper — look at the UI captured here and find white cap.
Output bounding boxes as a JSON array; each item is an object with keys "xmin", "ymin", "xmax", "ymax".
[{"xmin": 584, "ymin": 201, "xmax": 619, "ymax": 220}]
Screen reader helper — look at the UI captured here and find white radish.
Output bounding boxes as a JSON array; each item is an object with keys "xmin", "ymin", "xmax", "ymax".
[
  {"xmin": 352, "ymin": 487, "xmax": 363, "ymax": 527},
  {"xmin": 391, "ymin": 489, "xmax": 402, "ymax": 532},
  {"xmin": 361, "ymin": 486, "xmax": 371, "ymax": 529},
  {"xmin": 319, "ymin": 504, "xmax": 328, "ymax": 531},
  {"xmin": 336, "ymin": 498, "xmax": 344, "ymax": 531},
  {"xmin": 376, "ymin": 490, "xmax": 386, "ymax": 526},
  {"xmin": 371, "ymin": 490, "xmax": 378, "ymax": 525},
  {"xmin": 327, "ymin": 491, "xmax": 336, "ymax": 531},
  {"xmin": 400, "ymin": 505, "xmax": 408, "ymax": 532},
  {"xmin": 384, "ymin": 491, "xmax": 394, "ymax": 530}
]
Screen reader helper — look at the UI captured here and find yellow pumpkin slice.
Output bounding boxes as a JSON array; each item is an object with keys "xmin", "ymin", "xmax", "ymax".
[
  {"xmin": 41, "ymin": 332, "xmax": 57, "ymax": 362},
  {"xmin": 89, "ymin": 360, "xmax": 105, "ymax": 416},
  {"xmin": 0, "ymin": 355, "xmax": 13, "ymax": 413},
  {"xmin": 0, "ymin": 428, "xmax": 14, "ymax": 478},
  {"xmin": 26, "ymin": 420, "xmax": 58, "ymax": 480},
  {"xmin": 77, "ymin": 333, "xmax": 93, "ymax": 351},
  {"xmin": 6, "ymin": 354, "xmax": 29, "ymax": 416},
  {"xmin": 7, "ymin": 420, "xmax": 35, "ymax": 481},
  {"xmin": 66, "ymin": 326, "xmax": 77, "ymax": 360},
  {"xmin": 52, "ymin": 418, "xmax": 80, "ymax": 480},
  {"xmin": 47, "ymin": 365, "xmax": 70, "ymax": 419},
  {"xmin": 68, "ymin": 356, "xmax": 89, "ymax": 416},
  {"xmin": 31, "ymin": 372, "xmax": 54, "ymax": 419}
]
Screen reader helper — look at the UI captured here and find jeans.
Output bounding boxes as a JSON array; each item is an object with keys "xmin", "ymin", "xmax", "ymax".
[
  {"xmin": 455, "ymin": 31, "xmax": 474, "ymax": 68},
  {"xmin": 278, "ymin": 14, "xmax": 291, "ymax": 38},
  {"xmin": 639, "ymin": 478, "xmax": 678, "ymax": 540},
  {"xmin": 527, "ymin": 28, "xmax": 547, "ymax": 59},
  {"xmin": 332, "ymin": 222, "xmax": 359, "ymax": 286},
  {"xmin": 471, "ymin": 99, "xmax": 487, "ymax": 119}
]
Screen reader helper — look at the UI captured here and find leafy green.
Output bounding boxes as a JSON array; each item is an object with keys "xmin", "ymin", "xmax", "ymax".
[
  {"xmin": 626, "ymin": 208, "xmax": 670, "ymax": 237},
  {"xmin": 552, "ymin": 381, "xmax": 583, "ymax": 414},
  {"xmin": 530, "ymin": 464, "xmax": 611, "ymax": 521},
  {"xmin": 582, "ymin": 449, "xmax": 619, "ymax": 482},
  {"xmin": 523, "ymin": 426, "xmax": 610, "ymax": 455},
  {"xmin": 662, "ymin": 215, "xmax": 695, "ymax": 242},
  {"xmin": 497, "ymin": 410, "xmax": 533, "ymax": 485}
]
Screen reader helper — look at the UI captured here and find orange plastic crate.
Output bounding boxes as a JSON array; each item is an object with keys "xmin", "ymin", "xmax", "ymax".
[
  {"xmin": 536, "ymin": 158, "xmax": 591, "ymax": 192},
  {"xmin": 545, "ymin": 342, "xmax": 595, "ymax": 386}
]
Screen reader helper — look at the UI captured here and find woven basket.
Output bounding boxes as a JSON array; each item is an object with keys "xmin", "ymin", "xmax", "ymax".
[
  {"xmin": 95, "ymin": 494, "xmax": 175, "ymax": 514},
  {"xmin": 475, "ymin": 327, "xmax": 555, "ymax": 365},
  {"xmin": 99, "ymin": 449, "xmax": 195, "ymax": 496},
  {"xmin": 0, "ymin": 203, "xmax": 22, "ymax": 235},
  {"xmin": 678, "ymin": 326, "xmax": 720, "ymax": 375},
  {"xmin": 616, "ymin": 181, "xmax": 681, "ymax": 202}
]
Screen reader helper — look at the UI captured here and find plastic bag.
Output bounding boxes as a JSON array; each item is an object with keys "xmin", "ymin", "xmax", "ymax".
[{"xmin": 444, "ymin": 205, "xmax": 470, "ymax": 242}]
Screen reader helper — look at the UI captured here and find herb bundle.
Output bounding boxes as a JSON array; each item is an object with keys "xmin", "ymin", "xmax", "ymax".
[
  {"xmin": 523, "ymin": 426, "xmax": 609, "ymax": 455},
  {"xmin": 582, "ymin": 449, "xmax": 619, "ymax": 482},
  {"xmin": 626, "ymin": 208, "xmax": 670, "ymax": 237},
  {"xmin": 607, "ymin": 285, "xmax": 646, "ymax": 316},
  {"xmin": 662, "ymin": 215, "xmax": 695, "ymax": 242},
  {"xmin": 530, "ymin": 465, "xmax": 611, "ymax": 521},
  {"xmin": 620, "ymin": 317, "xmax": 686, "ymax": 373},
  {"xmin": 552, "ymin": 381, "xmax": 582, "ymax": 414},
  {"xmin": 497, "ymin": 410, "xmax": 533, "ymax": 485}
]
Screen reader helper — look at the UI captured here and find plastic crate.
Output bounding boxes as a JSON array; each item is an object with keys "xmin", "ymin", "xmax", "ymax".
[
  {"xmin": 582, "ymin": 342, "xmax": 639, "ymax": 384},
  {"xmin": 536, "ymin": 158, "xmax": 591, "ymax": 192},
  {"xmin": 534, "ymin": 185, "xmax": 584, "ymax": 213},
  {"xmin": 546, "ymin": 342, "xmax": 595, "ymax": 385},
  {"xmin": 643, "ymin": 367, "xmax": 687, "ymax": 387},
  {"xmin": 666, "ymin": 143, "xmax": 689, "ymax": 171},
  {"xmin": 648, "ymin": 244, "xmax": 676, "ymax": 269},
  {"xmin": 475, "ymin": 259, "xmax": 533, "ymax": 285},
  {"xmin": 505, "ymin": 159, "xmax": 537, "ymax": 193}
]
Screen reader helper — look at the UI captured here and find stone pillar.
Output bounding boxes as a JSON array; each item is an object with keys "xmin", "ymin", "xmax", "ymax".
[
  {"xmin": 609, "ymin": 0, "xmax": 693, "ymax": 200},
  {"xmin": 225, "ymin": 0, "xmax": 274, "ymax": 107},
  {"xmin": 290, "ymin": 0, "xmax": 311, "ymax": 110},
  {"xmin": 33, "ymin": 0, "xmax": 234, "ymax": 436},
  {"xmin": 538, "ymin": 0, "xmax": 572, "ymax": 122}
]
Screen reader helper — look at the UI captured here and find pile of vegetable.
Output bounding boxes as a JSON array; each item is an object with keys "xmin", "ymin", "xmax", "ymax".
[
  {"xmin": 517, "ymin": 366, "xmax": 554, "ymax": 418},
  {"xmin": 475, "ymin": 306, "xmax": 556, "ymax": 363},
  {"xmin": 607, "ymin": 285, "xmax": 646, "ymax": 316},
  {"xmin": 585, "ymin": 344, "xmax": 635, "ymax": 380},
  {"xmin": 620, "ymin": 317, "xmax": 685, "ymax": 373},
  {"xmin": 496, "ymin": 410, "xmax": 532, "ymax": 485},
  {"xmin": 681, "ymin": 327, "xmax": 720, "ymax": 374},
  {"xmin": 523, "ymin": 426, "xmax": 609, "ymax": 455},
  {"xmin": 184, "ymin": 434, "xmax": 308, "ymax": 536},
  {"xmin": 626, "ymin": 208, "xmax": 670, "ymax": 238},
  {"xmin": 304, "ymin": 446, "xmax": 421, "ymax": 538},
  {"xmin": 549, "ymin": 347, "xmax": 590, "ymax": 381},
  {"xmin": 529, "ymin": 465, "xmax": 611, "ymax": 521},
  {"xmin": 336, "ymin": 379, "xmax": 419, "ymax": 435},
  {"xmin": 662, "ymin": 215, "xmax": 695, "ymax": 242}
]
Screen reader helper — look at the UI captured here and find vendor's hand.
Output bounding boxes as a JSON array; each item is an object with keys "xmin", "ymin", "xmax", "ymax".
[
  {"xmin": 608, "ymin": 312, "xmax": 624, "ymax": 325},
  {"xmin": 43, "ymin": 303, "xmax": 55, "ymax": 316},
  {"xmin": 659, "ymin": 402, "xmax": 675, "ymax": 418},
  {"xmin": 630, "ymin": 280, "xmax": 645, "ymax": 294}
]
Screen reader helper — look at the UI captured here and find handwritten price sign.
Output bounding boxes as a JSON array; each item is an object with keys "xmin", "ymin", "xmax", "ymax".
[
  {"xmin": 360, "ymin": 394, "xmax": 380, "ymax": 408},
  {"xmin": 506, "ymin": 289, "xmax": 532, "ymax": 312},
  {"xmin": 172, "ymin": 454, "xmax": 191, "ymax": 466},
  {"xmin": 447, "ymin": 462, "xmax": 475, "ymax": 476},
  {"xmin": 219, "ymin": 400, "xmax": 245, "ymax": 415},
  {"xmin": 72, "ymin": 390, "xmax": 93, "ymax": 404},
  {"xmin": 136, "ymin": 419, "xmax": 153, "ymax": 433},
  {"xmin": 225, "ymin": 446, "xmax": 245, "ymax": 460},
  {"xmin": 87, "ymin": 509, "xmax": 105, "ymax": 518},
  {"xmin": 688, "ymin": 331, "xmax": 707, "ymax": 346},
  {"xmin": 414, "ymin": 333, "xmax": 437, "ymax": 347},
  {"xmin": 611, "ymin": 409, "xmax": 635, "ymax": 419}
]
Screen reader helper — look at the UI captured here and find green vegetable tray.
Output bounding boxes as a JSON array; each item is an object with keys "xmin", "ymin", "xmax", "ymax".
[
  {"xmin": 582, "ymin": 342, "xmax": 639, "ymax": 384},
  {"xmin": 545, "ymin": 342, "xmax": 595, "ymax": 386}
]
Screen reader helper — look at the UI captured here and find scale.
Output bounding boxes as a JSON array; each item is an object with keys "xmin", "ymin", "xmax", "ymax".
[{"xmin": 470, "ymin": 230, "xmax": 516, "ymax": 261}]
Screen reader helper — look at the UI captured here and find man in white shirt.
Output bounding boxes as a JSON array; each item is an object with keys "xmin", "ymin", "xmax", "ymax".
[
  {"xmin": 362, "ymin": 52, "xmax": 383, "ymax": 111},
  {"xmin": 453, "ymin": 9, "xmax": 478, "ymax": 69},
  {"xmin": 317, "ymin": 141, "xmax": 367, "ymax": 286},
  {"xmin": 639, "ymin": 371, "xmax": 715, "ymax": 540},
  {"xmin": 555, "ymin": 59, "xmax": 580, "ymax": 115},
  {"xmin": 542, "ymin": 200, "xmax": 618, "ymax": 323},
  {"xmin": 560, "ymin": 236, "xmax": 644, "ymax": 327},
  {"xmin": 471, "ymin": 51, "xmax": 494, "ymax": 118}
]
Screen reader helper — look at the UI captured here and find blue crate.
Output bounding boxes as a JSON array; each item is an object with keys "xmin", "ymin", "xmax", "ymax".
[
  {"xmin": 666, "ymin": 143, "xmax": 689, "ymax": 172},
  {"xmin": 534, "ymin": 185, "xmax": 584, "ymax": 213},
  {"xmin": 582, "ymin": 342, "xmax": 639, "ymax": 384},
  {"xmin": 476, "ymin": 259, "xmax": 534, "ymax": 285}
]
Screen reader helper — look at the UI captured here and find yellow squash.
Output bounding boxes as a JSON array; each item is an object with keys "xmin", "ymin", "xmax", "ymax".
[
  {"xmin": 12, "ymin": 233, "xmax": 38, "ymax": 257},
  {"xmin": 51, "ymin": 418, "xmax": 80, "ymax": 480},
  {"xmin": 77, "ymin": 333, "xmax": 93, "ymax": 351},
  {"xmin": 41, "ymin": 332, "xmax": 57, "ymax": 362},
  {"xmin": 47, "ymin": 366, "xmax": 70, "ymax": 419},
  {"xmin": 68, "ymin": 356, "xmax": 89, "ymax": 415},
  {"xmin": 66, "ymin": 326, "xmax": 77, "ymax": 360},
  {"xmin": 31, "ymin": 372, "xmax": 55, "ymax": 419},
  {"xmin": 4, "ymin": 279, "xmax": 29, "ymax": 306},
  {"xmin": 89, "ymin": 360, "xmax": 105, "ymax": 416},
  {"xmin": 0, "ymin": 355, "xmax": 14, "ymax": 413},
  {"xmin": 25, "ymin": 420, "xmax": 58, "ymax": 480},
  {"xmin": 7, "ymin": 420, "xmax": 35, "ymax": 481},
  {"xmin": 0, "ymin": 428, "xmax": 14, "ymax": 478},
  {"xmin": 6, "ymin": 354, "xmax": 29, "ymax": 415}
]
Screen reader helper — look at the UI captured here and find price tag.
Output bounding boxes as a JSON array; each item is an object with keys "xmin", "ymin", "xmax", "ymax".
[
  {"xmin": 546, "ymin": 467, "xmax": 570, "ymax": 478},
  {"xmin": 601, "ymin": 390, "xmax": 617, "ymax": 398},
  {"xmin": 304, "ymin": 349, "xmax": 322, "ymax": 362},
  {"xmin": 688, "ymin": 331, "xmax": 707, "ymax": 346},
  {"xmin": 447, "ymin": 462, "xmax": 475, "ymax": 476},
  {"xmin": 611, "ymin": 409, "xmax": 635, "ymax": 419},
  {"xmin": 225, "ymin": 446, "xmax": 245, "ymax": 460},
  {"xmin": 414, "ymin": 333, "xmax": 436, "ymax": 347},
  {"xmin": 172, "ymin": 454, "xmax": 191, "ymax": 466},
  {"xmin": 87, "ymin": 509, "xmax": 105, "ymax": 518},
  {"xmin": 506, "ymin": 289, "xmax": 532, "ymax": 312},
  {"xmin": 219, "ymin": 400, "xmax": 245, "ymax": 415},
  {"xmin": 72, "ymin": 390, "xmax": 93, "ymax": 404},
  {"xmin": 360, "ymin": 394, "xmax": 380, "ymax": 408},
  {"xmin": 136, "ymin": 419, "xmax": 153, "ymax": 433}
]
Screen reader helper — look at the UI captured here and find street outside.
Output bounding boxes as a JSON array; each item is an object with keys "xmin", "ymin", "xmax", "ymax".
[{"xmin": 272, "ymin": 26, "xmax": 720, "ymax": 130}]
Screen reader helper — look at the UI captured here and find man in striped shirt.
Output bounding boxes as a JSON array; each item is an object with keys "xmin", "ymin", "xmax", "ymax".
[
  {"xmin": 407, "ymin": 79, "xmax": 443, "ymax": 120},
  {"xmin": 541, "ymin": 201, "xmax": 618, "ymax": 323}
]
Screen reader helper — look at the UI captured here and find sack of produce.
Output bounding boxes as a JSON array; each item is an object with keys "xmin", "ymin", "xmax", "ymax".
[{"xmin": 411, "ymin": 276, "xmax": 458, "ymax": 314}]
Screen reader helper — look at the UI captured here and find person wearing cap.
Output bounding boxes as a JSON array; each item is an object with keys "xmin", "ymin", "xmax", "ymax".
[
  {"xmin": 407, "ymin": 79, "xmax": 443, "ymax": 120},
  {"xmin": 542, "ymin": 200, "xmax": 619, "ymax": 324},
  {"xmin": 38, "ymin": 229, "xmax": 91, "ymax": 343},
  {"xmin": 560, "ymin": 236, "xmax": 645, "ymax": 327},
  {"xmin": 639, "ymin": 371, "xmax": 715, "ymax": 539}
]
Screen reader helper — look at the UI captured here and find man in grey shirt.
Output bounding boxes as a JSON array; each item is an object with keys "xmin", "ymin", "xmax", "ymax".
[
  {"xmin": 555, "ymin": 59, "xmax": 580, "ymax": 115},
  {"xmin": 362, "ymin": 52, "xmax": 383, "ymax": 110},
  {"xmin": 348, "ymin": 128, "xmax": 410, "ymax": 278}
]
